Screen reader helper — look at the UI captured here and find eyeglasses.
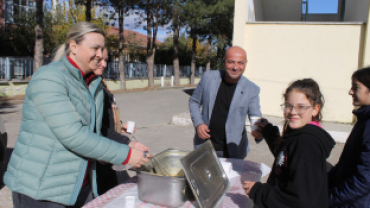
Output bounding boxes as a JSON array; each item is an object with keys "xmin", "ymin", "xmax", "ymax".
[{"xmin": 280, "ymin": 104, "xmax": 312, "ymax": 114}]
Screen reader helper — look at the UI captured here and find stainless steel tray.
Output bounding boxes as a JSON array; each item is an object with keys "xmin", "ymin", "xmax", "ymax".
[{"xmin": 180, "ymin": 140, "xmax": 229, "ymax": 208}]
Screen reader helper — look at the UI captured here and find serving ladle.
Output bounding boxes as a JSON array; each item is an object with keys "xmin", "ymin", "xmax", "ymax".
[{"xmin": 132, "ymin": 136, "xmax": 171, "ymax": 176}]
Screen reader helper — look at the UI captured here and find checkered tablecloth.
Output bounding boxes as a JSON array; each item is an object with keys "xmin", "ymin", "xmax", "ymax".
[{"xmin": 83, "ymin": 159, "xmax": 262, "ymax": 208}]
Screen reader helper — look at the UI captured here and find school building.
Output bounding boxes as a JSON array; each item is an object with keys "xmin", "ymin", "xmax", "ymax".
[{"xmin": 235, "ymin": 0, "xmax": 370, "ymax": 123}]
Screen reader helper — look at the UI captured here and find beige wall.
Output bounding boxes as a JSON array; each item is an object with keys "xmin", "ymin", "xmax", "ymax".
[
  {"xmin": 233, "ymin": 0, "xmax": 249, "ymax": 47},
  {"xmin": 345, "ymin": 0, "xmax": 369, "ymax": 22},
  {"xmin": 241, "ymin": 23, "xmax": 364, "ymax": 123}
]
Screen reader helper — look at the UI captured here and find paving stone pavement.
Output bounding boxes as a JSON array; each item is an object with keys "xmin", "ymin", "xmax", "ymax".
[{"xmin": 0, "ymin": 88, "xmax": 348, "ymax": 207}]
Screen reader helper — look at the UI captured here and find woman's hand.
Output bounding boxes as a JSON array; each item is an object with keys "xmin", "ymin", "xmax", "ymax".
[
  {"xmin": 242, "ymin": 181, "xmax": 256, "ymax": 195},
  {"xmin": 127, "ymin": 149, "xmax": 150, "ymax": 168},
  {"xmin": 129, "ymin": 141, "xmax": 150, "ymax": 152},
  {"xmin": 251, "ymin": 118, "xmax": 268, "ymax": 140}
]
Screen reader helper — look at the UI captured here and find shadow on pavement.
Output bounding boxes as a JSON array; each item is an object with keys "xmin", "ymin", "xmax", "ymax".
[
  {"xmin": 0, "ymin": 100, "xmax": 22, "ymax": 115},
  {"xmin": 183, "ymin": 89, "xmax": 194, "ymax": 96},
  {"xmin": 0, "ymin": 148, "xmax": 13, "ymax": 190}
]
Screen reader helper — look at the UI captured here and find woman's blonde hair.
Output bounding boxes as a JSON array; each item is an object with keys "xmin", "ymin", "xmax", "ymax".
[{"xmin": 52, "ymin": 22, "xmax": 105, "ymax": 61}]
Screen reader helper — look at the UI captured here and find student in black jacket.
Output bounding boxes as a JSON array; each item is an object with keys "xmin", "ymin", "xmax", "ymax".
[
  {"xmin": 328, "ymin": 67, "xmax": 370, "ymax": 207},
  {"xmin": 93, "ymin": 49, "xmax": 150, "ymax": 195},
  {"xmin": 243, "ymin": 78, "xmax": 335, "ymax": 208}
]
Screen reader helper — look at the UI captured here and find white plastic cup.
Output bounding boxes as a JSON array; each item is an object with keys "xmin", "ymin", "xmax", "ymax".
[
  {"xmin": 125, "ymin": 196, "xmax": 135, "ymax": 208},
  {"xmin": 250, "ymin": 116, "xmax": 262, "ymax": 132},
  {"xmin": 127, "ymin": 121, "xmax": 135, "ymax": 134},
  {"xmin": 112, "ymin": 164, "xmax": 126, "ymax": 171}
]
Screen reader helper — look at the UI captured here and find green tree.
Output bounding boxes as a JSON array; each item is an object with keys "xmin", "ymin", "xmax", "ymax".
[
  {"xmin": 196, "ymin": 0, "xmax": 234, "ymax": 70},
  {"xmin": 43, "ymin": 0, "xmax": 108, "ymax": 55},
  {"xmin": 155, "ymin": 33, "xmax": 216, "ymax": 68},
  {"xmin": 181, "ymin": 0, "xmax": 210, "ymax": 84},
  {"xmin": 107, "ymin": 0, "xmax": 139, "ymax": 90},
  {"xmin": 137, "ymin": 0, "xmax": 171, "ymax": 87}
]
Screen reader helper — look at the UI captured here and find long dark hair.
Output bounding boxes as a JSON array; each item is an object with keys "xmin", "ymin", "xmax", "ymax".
[
  {"xmin": 352, "ymin": 66, "xmax": 370, "ymax": 90},
  {"xmin": 274, "ymin": 78, "xmax": 325, "ymax": 153}
]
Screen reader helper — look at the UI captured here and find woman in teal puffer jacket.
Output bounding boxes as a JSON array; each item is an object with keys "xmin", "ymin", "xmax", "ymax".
[{"xmin": 4, "ymin": 22, "xmax": 149, "ymax": 208}]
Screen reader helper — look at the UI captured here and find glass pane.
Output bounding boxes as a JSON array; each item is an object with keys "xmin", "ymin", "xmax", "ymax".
[
  {"xmin": 20, "ymin": 6, "xmax": 26, "ymax": 15},
  {"xmin": 302, "ymin": 4, "xmax": 307, "ymax": 14},
  {"xmin": 21, "ymin": 0, "xmax": 26, "ymax": 6},
  {"xmin": 14, "ymin": 5, "xmax": 19, "ymax": 17}
]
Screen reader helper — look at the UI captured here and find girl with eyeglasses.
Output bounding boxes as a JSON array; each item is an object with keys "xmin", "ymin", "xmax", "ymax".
[
  {"xmin": 328, "ymin": 67, "xmax": 370, "ymax": 207},
  {"xmin": 243, "ymin": 78, "xmax": 335, "ymax": 208}
]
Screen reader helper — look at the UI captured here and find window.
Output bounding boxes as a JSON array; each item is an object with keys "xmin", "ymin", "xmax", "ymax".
[{"xmin": 4, "ymin": 0, "xmax": 35, "ymax": 24}]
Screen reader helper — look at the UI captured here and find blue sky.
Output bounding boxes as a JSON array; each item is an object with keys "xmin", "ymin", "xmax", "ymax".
[{"xmin": 308, "ymin": 0, "xmax": 338, "ymax": 14}]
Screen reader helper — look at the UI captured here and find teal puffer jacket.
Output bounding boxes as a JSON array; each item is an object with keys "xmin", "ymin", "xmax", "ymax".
[{"xmin": 4, "ymin": 55, "xmax": 130, "ymax": 205}]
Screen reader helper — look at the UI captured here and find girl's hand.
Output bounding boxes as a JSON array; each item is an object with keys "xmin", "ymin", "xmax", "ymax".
[
  {"xmin": 242, "ymin": 181, "xmax": 256, "ymax": 195},
  {"xmin": 251, "ymin": 130, "xmax": 263, "ymax": 140},
  {"xmin": 121, "ymin": 123, "xmax": 136, "ymax": 133},
  {"xmin": 251, "ymin": 118, "xmax": 268, "ymax": 140},
  {"xmin": 129, "ymin": 141, "xmax": 150, "ymax": 153},
  {"xmin": 256, "ymin": 118, "xmax": 268, "ymax": 128}
]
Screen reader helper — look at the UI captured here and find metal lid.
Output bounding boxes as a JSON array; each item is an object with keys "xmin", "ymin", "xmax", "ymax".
[{"xmin": 180, "ymin": 140, "xmax": 229, "ymax": 208}]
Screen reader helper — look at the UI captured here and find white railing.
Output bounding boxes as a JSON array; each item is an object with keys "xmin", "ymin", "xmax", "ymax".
[{"xmin": 0, "ymin": 57, "xmax": 207, "ymax": 81}]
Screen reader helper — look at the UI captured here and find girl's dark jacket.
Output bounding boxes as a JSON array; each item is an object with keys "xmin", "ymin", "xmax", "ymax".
[
  {"xmin": 249, "ymin": 124, "xmax": 335, "ymax": 208},
  {"xmin": 328, "ymin": 106, "xmax": 370, "ymax": 207}
]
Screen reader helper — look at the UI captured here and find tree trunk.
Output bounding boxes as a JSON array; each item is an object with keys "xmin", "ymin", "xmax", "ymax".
[
  {"xmin": 216, "ymin": 34, "xmax": 223, "ymax": 70},
  {"xmin": 85, "ymin": 0, "xmax": 91, "ymax": 22},
  {"xmin": 147, "ymin": 48, "xmax": 155, "ymax": 87},
  {"xmin": 34, "ymin": 0, "xmax": 44, "ymax": 72},
  {"xmin": 205, "ymin": 34, "xmax": 212, "ymax": 71},
  {"xmin": 119, "ymin": 10, "xmax": 126, "ymax": 90},
  {"xmin": 172, "ymin": 6, "xmax": 180, "ymax": 85},
  {"xmin": 190, "ymin": 30, "xmax": 197, "ymax": 85},
  {"xmin": 146, "ymin": 1, "xmax": 154, "ymax": 87}
]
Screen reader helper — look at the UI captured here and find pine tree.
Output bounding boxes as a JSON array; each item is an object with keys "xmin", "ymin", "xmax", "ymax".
[
  {"xmin": 182, "ymin": 0, "xmax": 208, "ymax": 84},
  {"xmin": 135, "ymin": 0, "xmax": 170, "ymax": 87}
]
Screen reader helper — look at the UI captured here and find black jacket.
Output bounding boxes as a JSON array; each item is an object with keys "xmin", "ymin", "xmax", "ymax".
[
  {"xmin": 100, "ymin": 87, "xmax": 130, "ymax": 144},
  {"xmin": 249, "ymin": 124, "xmax": 335, "ymax": 208},
  {"xmin": 328, "ymin": 105, "xmax": 370, "ymax": 207},
  {"xmin": 96, "ymin": 88, "xmax": 131, "ymax": 195}
]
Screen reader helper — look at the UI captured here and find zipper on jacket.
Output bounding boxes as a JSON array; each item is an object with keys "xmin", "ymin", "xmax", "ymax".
[
  {"xmin": 69, "ymin": 159, "xmax": 88, "ymax": 205},
  {"xmin": 69, "ymin": 76, "xmax": 101, "ymax": 203},
  {"xmin": 88, "ymin": 77, "xmax": 102, "ymax": 197}
]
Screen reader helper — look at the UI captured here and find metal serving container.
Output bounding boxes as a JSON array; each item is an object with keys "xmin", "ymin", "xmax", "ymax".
[
  {"xmin": 136, "ymin": 141, "xmax": 229, "ymax": 208},
  {"xmin": 137, "ymin": 149, "xmax": 193, "ymax": 207}
]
